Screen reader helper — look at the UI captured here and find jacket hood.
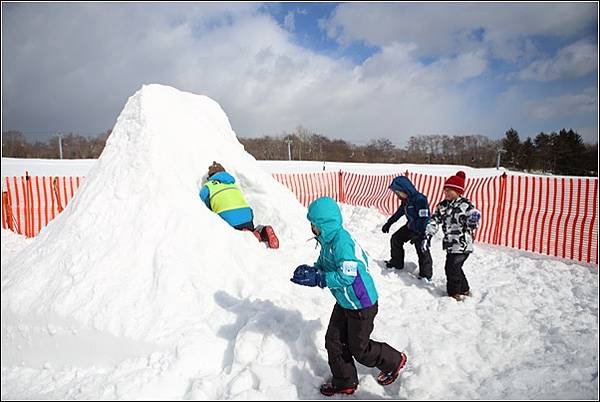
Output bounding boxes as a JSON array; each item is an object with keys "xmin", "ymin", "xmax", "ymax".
[
  {"xmin": 208, "ymin": 171, "xmax": 235, "ymax": 184},
  {"xmin": 307, "ymin": 197, "xmax": 342, "ymax": 244},
  {"xmin": 389, "ymin": 176, "xmax": 417, "ymax": 198}
]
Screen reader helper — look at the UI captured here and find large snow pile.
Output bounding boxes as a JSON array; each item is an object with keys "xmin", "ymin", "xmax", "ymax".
[
  {"xmin": 2, "ymin": 85, "xmax": 597, "ymax": 400},
  {"xmin": 1, "ymin": 84, "xmax": 312, "ymax": 343}
]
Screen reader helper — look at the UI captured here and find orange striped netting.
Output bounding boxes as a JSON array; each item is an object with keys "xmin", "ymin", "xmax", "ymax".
[{"xmin": 2, "ymin": 171, "xmax": 597, "ymax": 264}]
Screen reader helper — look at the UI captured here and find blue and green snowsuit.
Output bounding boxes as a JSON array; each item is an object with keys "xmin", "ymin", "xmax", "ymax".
[
  {"xmin": 199, "ymin": 171, "xmax": 253, "ymax": 229},
  {"xmin": 306, "ymin": 197, "xmax": 402, "ymax": 389},
  {"xmin": 307, "ymin": 196, "xmax": 378, "ymax": 310}
]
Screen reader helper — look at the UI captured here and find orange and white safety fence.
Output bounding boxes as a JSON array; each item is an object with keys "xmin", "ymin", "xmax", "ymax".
[{"xmin": 2, "ymin": 171, "xmax": 597, "ymax": 265}]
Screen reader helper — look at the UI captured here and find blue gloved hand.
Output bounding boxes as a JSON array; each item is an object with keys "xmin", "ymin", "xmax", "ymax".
[
  {"xmin": 467, "ymin": 209, "xmax": 481, "ymax": 227},
  {"xmin": 291, "ymin": 265, "xmax": 312, "ymax": 280},
  {"xmin": 418, "ymin": 235, "xmax": 431, "ymax": 253},
  {"xmin": 291, "ymin": 265, "xmax": 326, "ymax": 287}
]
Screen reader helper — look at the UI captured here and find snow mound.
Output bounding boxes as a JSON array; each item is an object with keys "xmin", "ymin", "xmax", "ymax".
[{"xmin": 1, "ymin": 84, "xmax": 310, "ymax": 343}]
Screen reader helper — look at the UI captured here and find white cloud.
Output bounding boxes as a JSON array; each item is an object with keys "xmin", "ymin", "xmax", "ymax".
[
  {"xmin": 321, "ymin": 3, "xmax": 597, "ymax": 61},
  {"xmin": 524, "ymin": 87, "xmax": 597, "ymax": 119},
  {"xmin": 1, "ymin": 3, "xmax": 596, "ymax": 147},
  {"xmin": 283, "ymin": 11, "xmax": 295, "ymax": 32},
  {"xmin": 1, "ymin": 3, "xmax": 496, "ymax": 145},
  {"xmin": 518, "ymin": 40, "xmax": 598, "ymax": 81},
  {"xmin": 282, "ymin": 8, "xmax": 308, "ymax": 33}
]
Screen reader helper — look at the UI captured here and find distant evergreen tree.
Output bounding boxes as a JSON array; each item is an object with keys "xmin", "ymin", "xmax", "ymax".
[
  {"xmin": 533, "ymin": 131, "xmax": 554, "ymax": 172},
  {"xmin": 519, "ymin": 138, "xmax": 535, "ymax": 171},
  {"xmin": 502, "ymin": 128, "xmax": 521, "ymax": 168},
  {"xmin": 554, "ymin": 129, "xmax": 587, "ymax": 175}
]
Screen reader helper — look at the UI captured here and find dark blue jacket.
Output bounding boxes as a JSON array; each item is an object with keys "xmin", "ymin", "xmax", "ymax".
[{"xmin": 386, "ymin": 176, "xmax": 430, "ymax": 236}]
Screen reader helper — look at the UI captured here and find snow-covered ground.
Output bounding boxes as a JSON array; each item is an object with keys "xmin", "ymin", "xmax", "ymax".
[
  {"xmin": 2, "ymin": 157, "xmax": 506, "ymax": 178},
  {"xmin": 1, "ymin": 85, "xmax": 598, "ymax": 400}
]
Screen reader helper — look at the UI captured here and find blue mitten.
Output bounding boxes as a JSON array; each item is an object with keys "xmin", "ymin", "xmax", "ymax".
[
  {"xmin": 291, "ymin": 265, "xmax": 318, "ymax": 287},
  {"xmin": 467, "ymin": 209, "xmax": 481, "ymax": 227}
]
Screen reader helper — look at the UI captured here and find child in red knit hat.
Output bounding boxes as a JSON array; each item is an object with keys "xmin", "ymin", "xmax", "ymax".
[{"xmin": 425, "ymin": 171, "xmax": 481, "ymax": 301}]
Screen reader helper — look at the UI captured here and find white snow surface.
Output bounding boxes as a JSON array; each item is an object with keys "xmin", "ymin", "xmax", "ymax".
[
  {"xmin": 2, "ymin": 157, "xmax": 506, "ymax": 178},
  {"xmin": 1, "ymin": 85, "xmax": 598, "ymax": 400}
]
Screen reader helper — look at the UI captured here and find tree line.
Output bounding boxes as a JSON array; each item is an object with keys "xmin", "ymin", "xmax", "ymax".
[
  {"xmin": 501, "ymin": 128, "xmax": 597, "ymax": 176},
  {"xmin": 1, "ymin": 126, "xmax": 597, "ymax": 176},
  {"xmin": 239, "ymin": 126, "xmax": 501, "ymax": 168},
  {"xmin": 2, "ymin": 130, "xmax": 112, "ymax": 159}
]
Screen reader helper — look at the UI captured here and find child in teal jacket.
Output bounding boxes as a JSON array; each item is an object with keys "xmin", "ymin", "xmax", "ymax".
[{"xmin": 291, "ymin": 197, "xmax": 407, "ymax": 397}]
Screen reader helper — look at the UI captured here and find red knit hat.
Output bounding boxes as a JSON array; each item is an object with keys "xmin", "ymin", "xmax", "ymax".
[{"xmin": 444, "ymin": 171, "xmax": 466, "ymax": 194}]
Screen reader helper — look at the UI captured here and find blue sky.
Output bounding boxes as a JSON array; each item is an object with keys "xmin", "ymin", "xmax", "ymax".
[
  {"xmin": 2, "ymin": 2, "xmax": 598, "ymax": 145},
  {"xmin": 261, "ymin": 2, "xmax": 379, "ymax": 64}
]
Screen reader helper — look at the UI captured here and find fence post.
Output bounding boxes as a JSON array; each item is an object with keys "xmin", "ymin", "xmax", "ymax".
[
  {"xmin": 23, "ymin": 173, "xmax": 30, "ymax": 238},
  {"xmin": 52, "ymin": 177, "xmax": 64, "ymax": 213},
  {"xmin": 338, "ymin": 170, "xmax": 345, "ymax": 203},
  {"xmin": 2, "ymin": 191, "xmax": 13, "ymax": 231},
  {"xmin": 492, "ymin": 173, "xmax": 508, "ymax": 245},
  {"xmin": 26, "ymin": 171, "xmax": 35, "ymax": 237}
]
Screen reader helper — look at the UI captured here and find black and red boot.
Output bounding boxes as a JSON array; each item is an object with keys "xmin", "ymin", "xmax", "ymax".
[
  {"xmin": 260, "ymin": 225, "xmax": 279, "ymax": 249},
  {"xmin": 377, "ymin": 351, "xmax": 407, "ymax": 386},
  {"xmin": 319, "ymin": 382, "xmax": 358, "ymax": 397}
]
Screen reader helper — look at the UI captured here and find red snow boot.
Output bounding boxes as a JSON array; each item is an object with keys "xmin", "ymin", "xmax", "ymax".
[
  {"xmin": 377, "ymin": 351, "xmax": 407, "ymax": 386},
  {"xmin": 260, "ymin": 225, "xmax": 279, "ymax": 249},
  {"xmin": 319, "ymin": 382, "xmax": 358, "ymax": 397}
]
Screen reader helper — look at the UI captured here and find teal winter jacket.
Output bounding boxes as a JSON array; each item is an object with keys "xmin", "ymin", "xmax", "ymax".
[{"xmin": 307, "ymin": 197, "xmax": 378, "ymax": 310}]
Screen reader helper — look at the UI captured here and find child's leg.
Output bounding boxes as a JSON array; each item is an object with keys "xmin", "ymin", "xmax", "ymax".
[
  {"xmin": 234, "ymin": 221, "xmax": 255, "ymax": 231},
  {"xmin": 459, "ymin": 254, "xmax": 470, "ymax": 294},
  {"xmin": 325, "ymin": 304, "xmax": 358, "ymax": 388},
  {"xmin": 415, "ymin": 246, "xmax": 433, "ymax": 279},
  {"xmin": 345, "ymin": 303, "xmax": 402, "ymax": 374},
  {"xmin": 444, "ymin": 253, "xmax": 469, "ymax": 296},
  {"xmin": 389, "ymin": 225, "xmax": 413, "ymax": 268}
]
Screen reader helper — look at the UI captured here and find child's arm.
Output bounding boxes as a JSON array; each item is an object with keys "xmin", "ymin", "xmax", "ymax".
[
  {"xmin": 425, "ymin": 202, "xmax": 444, "ymax": 236},
  {"xmin": 461, "ymin": 200, "xmax": 481, "ymax": 231},
  {"xmin": 414, "ymin": 195, "xmax": 431, "ymax": 236},
  {"xmin": 313, "ymin": 250, "xmax": 325, "ymax": 271},
  {"xmin": 323, "ymin": 241, "xmax": 363, "ymax": 289},
  {"xmin": 388, "ymin": 205, "xmax": 405, "ymax": 225},
  {"xmin": 199, "ymin": 185, "xmax": 211, "ymax": 209}
]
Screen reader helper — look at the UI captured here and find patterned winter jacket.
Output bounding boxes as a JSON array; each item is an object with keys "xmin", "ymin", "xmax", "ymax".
[{"xmin": 426, "ymin": 196, "xmax": 480, "ymax": 254}]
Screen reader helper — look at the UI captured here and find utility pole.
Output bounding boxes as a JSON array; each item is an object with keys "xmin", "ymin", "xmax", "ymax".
[
  {"xmin": 58, "ymin": 134, "xmax": 63, "ymax": 159},
  {"xmin": 286, "ymin": 139, "xmax": 292, "ymax": 161},
  {"xmin": 496, "ymin": 148, "xmax": 505, "ymax": 170}
]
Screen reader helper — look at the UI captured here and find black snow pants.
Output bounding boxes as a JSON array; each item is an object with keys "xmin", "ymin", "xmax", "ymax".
[
  {"xmin": 390, "ymin": 224, "xmax": 433, "ymax": 279},
  {"xmin": 325, "ymin": 302, "xmax": 401, "ymax": 388},
  {"xmin": 444, "ymin": 253, "xmax": 470, "ymax": 296}
]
